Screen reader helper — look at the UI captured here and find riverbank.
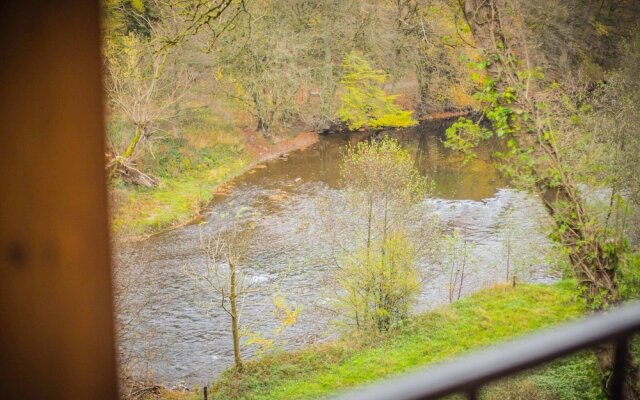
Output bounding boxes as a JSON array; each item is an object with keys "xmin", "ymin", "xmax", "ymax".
[
  {"xmin": 110, "ymin": 111, "xmax": 468, "ymax": 242},
  {"xmin": 155, "ymin": 281, "xmax": 604, "ymax": 400},
  {"xmin": 110, "ymin": 128, "xmax": 320, "ymax": 242}
]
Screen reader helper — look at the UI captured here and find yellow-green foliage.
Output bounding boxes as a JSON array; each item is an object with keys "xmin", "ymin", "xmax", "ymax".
[
  {"xmin": 337, "ymin": 234, "xmax": 420, "ymax": 332},
  {"xmin": 341, "ymin": 136, "xmax": 430, "ymax": 200},
  {"xmin": 337, "ymin": 137, "xmax": 431, "ymax": 332},
  {"xmin": 130, "ymin": 0, "xmax": 145, "ymax": 13},
  {"xmin": 337, "ymin": 53, "xmax": 417, "ymax": 130},
  {"xmin": 245, "ymin": 293, "xmax": 301, "ymax": 355}
]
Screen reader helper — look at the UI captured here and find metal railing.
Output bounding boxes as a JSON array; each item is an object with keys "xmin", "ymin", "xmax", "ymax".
[{"xmin": 333, "ymin": 302, "xmax": 640, "ymax": 400}]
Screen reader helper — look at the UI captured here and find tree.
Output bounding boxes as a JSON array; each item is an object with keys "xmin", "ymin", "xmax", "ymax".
[
  {"xmin": 440, "ymin": 229, "xmax": 476, "ymax": 303},
  {"xmin": 209, "ymin": 0, "xmax": 312, "ymax": 137},
  {"xmin": 104, "ymin": 3, "xmax": 191, "ymax": 187},
  {"xmin": 446, "ymin": 1, "xmax": 640, "ymax": 396},
  {"xmin": 112, "ymin": 242, "xmax": 168, "ymax": 399},
  {"xmin": 584, "ymin": 36, "xmax": 640, "ymax": 303},
  {"xmin": 328, "ymin": 137, "xmax": 431, "ymax": 332},
  {"xmin": 191, "ymin": 216, "xmax": 300, "ymax": 370},
  {"xmin": 446, "ymin": 0, "xmax": 623, "ymax": 308},
  {"xmin": 337, "ymin": 53, "xmax": 417, "ymax": 130},
  {"xmin": 194, "ymin": 222, "xmax": 253, "ymax": 369}
]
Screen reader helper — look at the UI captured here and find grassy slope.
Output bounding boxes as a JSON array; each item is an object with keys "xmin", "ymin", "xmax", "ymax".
[
  {"xmin": 203, "ymin": 281, "xmax": 604, "ymax": 400},
  {"xmin": 111, "ymin": 108, "xmax": 251, "ymax": 239},
  {"xmin": 111, "ymin": 154, "xmax": 249, "ymax": 237}
]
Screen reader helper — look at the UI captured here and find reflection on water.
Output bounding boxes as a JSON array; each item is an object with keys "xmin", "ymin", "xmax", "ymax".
[{"xmin": 116, "ymin": 120, "xmax": 560, "ymax": 386}]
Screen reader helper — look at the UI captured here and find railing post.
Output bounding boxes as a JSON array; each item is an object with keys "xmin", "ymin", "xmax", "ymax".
[
  {"xmin": 203, "ymin": 386, "xmax": 208, "ymax": 400},
  {"xmin": 467, "ymin": 388, "xmax": 478, "ymax": 400},
  {"xmin": 610, "ymin": 336, "xmax": 629, "ymax": 399}
]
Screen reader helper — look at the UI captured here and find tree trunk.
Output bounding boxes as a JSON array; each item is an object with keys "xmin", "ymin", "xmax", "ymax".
[
  {"xmin": 415, "ymin": 56, "xmax": 431, "ymax": 116},
  {"xmin": 596, "ymin": 343, "xmax": 640, "ymax": 400},
  {"xmin": 172, "ymin": 58, "xmax": 181, "ymax": 135},
  {"xmin": 256, "ymin": 116, "xmax": 270, "ymax": 138},
  {"xmin": 122, "ymin": 125, "xmax": 144, "ymax": 159},
  {"xmin": 229, "ymin": 260, "xmax": 243, "ymax": 370},
  {"xmin": 106, "ymin": 124, "xmax": 158, "ymax": 188},
  {"xmin": 320, "ymin": 0, "xmax": 335, "ymax": 119}
]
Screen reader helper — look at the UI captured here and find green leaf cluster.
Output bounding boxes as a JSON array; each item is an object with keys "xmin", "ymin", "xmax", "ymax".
[{"xmin": 444, "ymin": 117, "xmax": 491, "ymax": 162}]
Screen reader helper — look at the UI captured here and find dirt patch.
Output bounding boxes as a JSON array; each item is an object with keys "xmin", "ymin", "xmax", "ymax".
[
  {"xmin": 242, "ymin": 130, "xmax": 319, "ymax": 162},
  {"xmin": 423, "ymin": 110, "xmax": 471, "ymax": 120}
]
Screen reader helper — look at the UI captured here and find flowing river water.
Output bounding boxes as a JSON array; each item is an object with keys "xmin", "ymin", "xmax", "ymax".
[{"xmin": 116, "ymin": 119, "xmax": 561, "ymax": 387}]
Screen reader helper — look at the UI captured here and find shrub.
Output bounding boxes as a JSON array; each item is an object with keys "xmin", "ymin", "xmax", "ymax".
[{"xmin": 337, "ymin": 53, "xmax": 417, "ymax": 130}]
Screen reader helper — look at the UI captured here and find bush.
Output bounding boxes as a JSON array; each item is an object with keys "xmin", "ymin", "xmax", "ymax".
[
  {"xmin": 334, "ymin": 137, "xmax": 430, "ymax": 332},
  {"xmin": 337, "ymin": 53, "xmax": 417, "ymax": 130}
]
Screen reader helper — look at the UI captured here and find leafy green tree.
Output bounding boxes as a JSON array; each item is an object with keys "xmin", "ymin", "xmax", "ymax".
[
  {"xmin": 450, "ymin": 2, "xmax": 640, "ymax": 395},
  {"xmin": 448, "ymin": 0, "xmax": 626, "ymax": 308},
  {"xmin": 337, "ymin": 53, "xmax": 417, "ymax": 130},
  {"xmin": 332, "ymin": 137, "xmax": 430, "ymax": 332}
]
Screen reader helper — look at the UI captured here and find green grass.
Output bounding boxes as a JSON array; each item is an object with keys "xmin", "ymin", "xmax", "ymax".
[
  {"xmin": 206, "ymin": 281, "xmax": 602, "ymax": 400},
  {"xmin": 112, "ymin": 156, "xmax": 249, "ymax": 237},
  {"xmin": 483, "ymin": 352, "xmax": 605, "ymax": 400}
]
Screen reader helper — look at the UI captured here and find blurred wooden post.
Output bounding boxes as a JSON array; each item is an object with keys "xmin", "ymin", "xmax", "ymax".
[{"xmin": 0, "ymin": 1, "xmax": 118, "ymax": 399}]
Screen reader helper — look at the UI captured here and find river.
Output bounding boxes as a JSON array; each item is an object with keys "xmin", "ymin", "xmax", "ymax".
[{"xmin": 115, "ymin": 119, "xmax": 560, "ymax": 387}]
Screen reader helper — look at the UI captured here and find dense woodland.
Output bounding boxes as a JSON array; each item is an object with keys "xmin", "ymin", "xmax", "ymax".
[
  {"xmin": 103, "ymin": 1, "xmax": 640, "ymax": 399},
  {"xmin": 104, "ymin": 0, "xmax": 479, "ymax": 237}
]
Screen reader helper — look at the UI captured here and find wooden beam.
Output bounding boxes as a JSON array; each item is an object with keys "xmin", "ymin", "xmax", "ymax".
[{"xmin": 0, "ymin": 1, "xmax": 118, "ymax": 398}]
